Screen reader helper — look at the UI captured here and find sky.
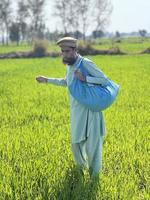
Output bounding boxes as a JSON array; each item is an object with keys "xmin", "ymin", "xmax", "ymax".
[
  {"xmin": 44, "ymin": 0, "xmax": 150, "ymax": 33},
  {"xmin": 13, "ymin": 0, "xmax": 150, "ymax": 33},
  {"xmin": 108, "ymin": 0, "xmax": 150, "ymax": 32}
]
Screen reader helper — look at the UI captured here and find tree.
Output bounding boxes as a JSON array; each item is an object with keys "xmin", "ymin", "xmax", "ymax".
[
  {"xmin": 27, "ymin": 0, "xmax": 46, "ymax": 40},
  {"xmin": 16, "ymin": 0, "xmax": 29, "ymax": 42},
  {"xmin": 54, "ymin": 0, "xmax": 84, "ymax": 37},
  {"xmin": 115, "ymin": 31, "xmax": 120, "ymax": 38},
  {"xmin": 54, "ymin": 0, "xmax": 112, "ymax": 39},
  {"xmin": 93, "ymin": 0, "xmax": 112, "ymax": 31},
  {"xmin": 36, "ymin": 22, "xmax": 46, "ymax": 39},
  {"xmin": 139, "ymin": 29, "xmax": 147, "ymax": 38},
  {"xmin": 9, "ymin": 22, "xmax": 20, "ymax": 45},
  {"xmin": 54, "ymin": 0, "xmax": 70, "ymax": 35},
  {"xmin": 92, "ymin": 30, "xmax": 104, "ymax": 39},
  {"xmin": 0, "ymin": 0, "xmax": 12, "ymax": 45},
  {"xmin": 73, "ymin": 30, "xmax": 83, "ymax": 39},
  {"xmin": 77, "ymin": 0, "xmax": 91, "ymax": 40},
  {"xmin": 54, "ymin": 0, "xmax": 91, "ymax": 39},
  {"xmin": 139, "ymin": 29, "xmax": 147, "ymax": 42},
  {"xmin": 66, "ymin": 0, "xmax": 80, "ymax": 34}
]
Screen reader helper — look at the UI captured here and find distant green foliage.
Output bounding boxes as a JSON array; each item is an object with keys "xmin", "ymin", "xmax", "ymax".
[
  {"xmin": 0, "ymin": 55, "xmax": 150, "ymax": 199},
  {"xmin": 0, "ymin": 37, "xmax": 150, "ymax": 55},
  {"xmin": 33, "ymin": 40, "xmax": 49, "ymax": 57},
  {"xmin": 93, "ymin": 37, "xmax": 150, "ymax": 53}
]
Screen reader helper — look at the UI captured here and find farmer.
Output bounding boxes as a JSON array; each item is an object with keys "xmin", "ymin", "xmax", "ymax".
[{"xmin": 36, "ymin": 37, "xmax": 109, "ymax": 178}]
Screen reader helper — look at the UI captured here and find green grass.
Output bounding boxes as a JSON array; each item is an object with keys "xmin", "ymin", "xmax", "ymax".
[
  {"xmin": 0, "ymin": 54, "xmax": 150, "ymax": 199},
  {"xmin": 0, "ymin": 37, "xmax": 150, "ymax": 54},
  {"xmin": 0, "ymin": 42, "xmax": 60, "ymax": 54},
  {"xmin": 93, "ymin": 37, "xmax": 150, "ymax": 53},
  {"xmin": 0, "ymin": 44, "xmax": 32, "ymax": 54}
]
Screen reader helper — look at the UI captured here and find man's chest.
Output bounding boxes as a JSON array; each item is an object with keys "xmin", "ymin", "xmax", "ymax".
[{"xmin": 66, "ymin": 66, "xmax": 81, "ymax": 86}]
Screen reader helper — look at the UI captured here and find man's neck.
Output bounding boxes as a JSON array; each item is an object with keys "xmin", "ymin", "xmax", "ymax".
[{"xmin": 68, "ymin": 54, "xmax": 78, "ymax": 66}]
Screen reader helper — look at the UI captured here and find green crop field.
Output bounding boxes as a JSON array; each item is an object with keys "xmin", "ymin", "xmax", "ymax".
[
  {"xmin": 0, "ymin": 53, "xmax": 150, "ymax": 199},
  {"xmin": 93, "ymin": 37, "xmax": 150, "ymax": 53}
]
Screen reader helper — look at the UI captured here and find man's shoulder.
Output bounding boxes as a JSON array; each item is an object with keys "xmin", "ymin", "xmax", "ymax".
[
  {"xmin": 83, "ymin": 57, "xmax": 94, "ymax": 65},
  {"xmin": 82, "ymin": 57, "xmax": 95, "ymax": 68},
  {"xmin": 82, "ymin": 57, "xmax": 93, "ymax": 63}
]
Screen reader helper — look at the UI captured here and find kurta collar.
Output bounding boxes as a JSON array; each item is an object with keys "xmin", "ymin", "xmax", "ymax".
[{"xmin": 67, "ymin": 54, "xmax": 83, "ymax": 69}]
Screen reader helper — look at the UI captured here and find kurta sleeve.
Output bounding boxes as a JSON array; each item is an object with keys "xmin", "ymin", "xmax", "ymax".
[
  {"xmin": 47, "ymin": 77, "xmax": 67, "ymax": 87},
  {"xmin": 83, "ymin": 58, "xmax": 109, "ymax": 85}
]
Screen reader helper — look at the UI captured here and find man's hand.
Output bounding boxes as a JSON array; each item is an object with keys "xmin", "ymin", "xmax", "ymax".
[
  {"xmin": 74, "ymin": 70, "xmax": 86, "ymax": 82},
  {"xmin": 36, "ymin": 76, "xmax": 48, "ymax": 83}
]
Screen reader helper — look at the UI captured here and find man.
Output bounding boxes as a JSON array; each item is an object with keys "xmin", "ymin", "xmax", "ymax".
[{"xmin": 36, "ymin": 37, "xmax": 109, "ymax": 178}]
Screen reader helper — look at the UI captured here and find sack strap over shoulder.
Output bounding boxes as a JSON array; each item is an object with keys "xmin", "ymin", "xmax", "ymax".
[{"xmin": 77, "ymin": 57, "xmax": 84, "ymax": 69}]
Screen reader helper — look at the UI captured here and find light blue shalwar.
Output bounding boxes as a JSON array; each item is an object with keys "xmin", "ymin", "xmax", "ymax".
[{"xmin": 47, "ymin": 55, "xmax": 109, "ymax": 176}]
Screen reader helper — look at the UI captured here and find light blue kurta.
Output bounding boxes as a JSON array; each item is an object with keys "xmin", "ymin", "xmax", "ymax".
[{"xmin": 47, "ymin": 55, "xmax": 109, "ymax": 144}]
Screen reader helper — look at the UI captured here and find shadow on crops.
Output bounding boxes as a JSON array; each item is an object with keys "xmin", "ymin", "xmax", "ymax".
[{"xmin": 51, "ymin": 166, "xmax": 100, "ymax": 200}]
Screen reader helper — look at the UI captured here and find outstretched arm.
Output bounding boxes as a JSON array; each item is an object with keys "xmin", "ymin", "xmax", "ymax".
[{"xmin": 36, "ymin": 76, "xmax": 67, "ymax": 87}]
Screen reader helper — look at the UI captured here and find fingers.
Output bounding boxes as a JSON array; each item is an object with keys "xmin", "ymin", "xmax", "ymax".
[
  {"xmin": 74, "ymin": 70, "xmax": 81, "ymax": 76},
  {"xmin": 74, "ymin": 71, "xmax": 85, "ymax": 82},
  {"xmin": 36, "ymin": 76, "xmax": 47, "ymax": 83},
  {"xmin": 36, "ymin": 76, "xmax": 42, "ymax": 82},
  {"xmin": 74, "ymin": 70, "xmax": 78, "ymax": 75}
]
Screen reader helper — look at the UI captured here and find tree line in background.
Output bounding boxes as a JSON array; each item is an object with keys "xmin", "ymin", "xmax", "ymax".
[
  {"xmin": 0, "ymin": 0, "xmax": 149, "ymax": 46},
  {"xmin": 54, "ymin": 0, "xmax": 112, "ymax": 40},
  {"xmin": 0, "ymin": 0, "xmax": 112, "ymax": 45},
  {"xmin": 0, "ymin": 0, "xmax": 46, "ymax": 45}
]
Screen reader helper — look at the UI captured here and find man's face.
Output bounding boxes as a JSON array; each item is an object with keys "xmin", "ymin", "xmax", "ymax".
[{"xmin": 61, "ymin": 46, "xmax": 77, "ymax": 65}]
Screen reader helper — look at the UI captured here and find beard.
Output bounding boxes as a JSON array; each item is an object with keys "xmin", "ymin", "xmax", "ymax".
[{"xmin": 63, "ymin": 57, "xmax": 77, "ymax": 65}]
